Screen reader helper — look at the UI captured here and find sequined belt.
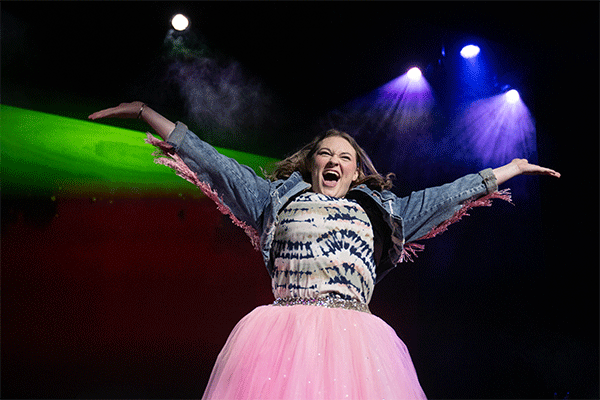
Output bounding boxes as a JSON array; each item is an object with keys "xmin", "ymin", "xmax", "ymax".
[{"xmin": 272, "ymin": 296, "xmax": 371, "ymax": 314}]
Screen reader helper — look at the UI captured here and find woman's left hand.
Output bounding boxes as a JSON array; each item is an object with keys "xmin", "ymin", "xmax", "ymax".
[
  {"xmin": 511, "ymin": 158, "xmax": 561, "ymax": 178},
  {"xmin": 493, "ymin": 158, "xmax": 561, "ymax": 185}
]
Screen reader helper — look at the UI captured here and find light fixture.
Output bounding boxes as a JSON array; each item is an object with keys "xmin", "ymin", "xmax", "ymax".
[
  {"xmin": 171, "ymin": 14, "xmax": 189, "ymax": 32},
  {"xmin": 407, "ymin": 67, "xmax": 422, "ymax": 81},
  {"xmin": 460, "ymin": 44, "xmax": 480, "ymax": 59},
  {"xmin": 505, "ymin": 89, "xmax": 520, "ymax": 104}
]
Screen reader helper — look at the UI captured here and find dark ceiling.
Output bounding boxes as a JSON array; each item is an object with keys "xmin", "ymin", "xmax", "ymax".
[{"xmin": 3, "ymin": 1, "xmax": 598, "ymax": 160}]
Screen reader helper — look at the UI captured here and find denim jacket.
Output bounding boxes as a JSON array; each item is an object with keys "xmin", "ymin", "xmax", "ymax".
[{"xmin": 148, "ymin": 122, "xmax": 510, "ymax": 283}]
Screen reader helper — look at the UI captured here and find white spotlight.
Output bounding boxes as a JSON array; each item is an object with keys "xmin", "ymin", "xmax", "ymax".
[
  {"xmin": 460, "ymin": 44, "xmax": 480, "ymax": 59},
  {"xmin": 172, "ymin": 14, "xmax": 189, "ymax": 31},
  {"xmin": 505, "ymin": 89, "xmax": 520, "ymax": 104},
  {"xmin": 407, "ymin": 67, "xmax": 422, "ymax": 81}
]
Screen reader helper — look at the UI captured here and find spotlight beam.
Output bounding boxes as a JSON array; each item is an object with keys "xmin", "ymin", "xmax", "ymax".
[{"xmin": 451, "ymin": 93, "xmax": 536, "ymax": 166}]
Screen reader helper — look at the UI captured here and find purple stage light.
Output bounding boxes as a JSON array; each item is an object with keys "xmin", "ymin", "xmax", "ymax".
[
  {"xmin": 460, "ymin": 44, "xmax": 480, "ymax": 59},
  {"xmin": 505, "ymin": 89, "xmax": 520, "ymax": 104},
  {"xmin": 318, "ymin": 70, "xmax": 436, "ymax": 183},
  {"xmin": 378, "ymin": 70, "xmax": 434, "ymax": 131},
  {"xmin": 318, "ymin": 70, "xmax": 434, "ymax": 153},
  {"xmin": 450, "ymin": 92, "xmax": 537, "ymax": 166},
  {"xmin": 407, "ymin": 67, "xmax": 422, "ymax": 81}
]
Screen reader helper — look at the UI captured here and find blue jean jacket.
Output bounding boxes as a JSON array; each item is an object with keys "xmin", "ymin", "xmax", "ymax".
[{"xmin": 151, "ymin": 122, "xmax": 508, "ymax": 283}]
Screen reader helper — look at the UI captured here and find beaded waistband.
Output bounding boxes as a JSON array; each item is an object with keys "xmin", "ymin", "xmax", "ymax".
[{"xmin": 272, "ymin": 296, "xmax": 371, "ymax": 314}]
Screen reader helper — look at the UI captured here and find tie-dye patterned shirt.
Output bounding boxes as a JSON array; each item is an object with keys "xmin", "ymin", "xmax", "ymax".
[{"xmin": 271, "ymin": 192, "xmax": 376, "ymax": 304}]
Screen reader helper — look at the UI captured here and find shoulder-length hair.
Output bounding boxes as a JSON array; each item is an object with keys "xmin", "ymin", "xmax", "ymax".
[{"xmin": 265, "ymin": 129, "xmax": 395, "ymax": 192}]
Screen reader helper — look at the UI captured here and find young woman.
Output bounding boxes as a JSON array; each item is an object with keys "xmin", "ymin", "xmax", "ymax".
[{"xmin": 89, "ymin": 101, "xmax": 560, "ymax": 399}]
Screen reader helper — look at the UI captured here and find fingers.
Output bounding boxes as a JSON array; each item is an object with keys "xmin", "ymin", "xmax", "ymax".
[
  {"xmin": 511, "ymin": 158, "xmax": 560, "ymax": 178},
  {"xmin": 525, "ymin": 164, "xmax": 561, "ymax": 178},
  {"xmin": 536, "ymin": 168, "xmax": 560, "ymax": 177},
  {"xmin": 88, "ymin": 106, "xmax": 119, "ymax": 120},
  {"xmin": 536, "ymin": 166, "xmax": 560, "ymax": 178},
  {"xmin": 87, "ymin": 102, "xmax": 141, "ymax": 120},
  {"xmin": 88, "ymin": 109, "xmax": 109, "ymax": 120}
]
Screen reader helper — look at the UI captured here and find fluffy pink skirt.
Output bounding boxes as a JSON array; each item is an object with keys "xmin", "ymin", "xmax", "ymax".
[{"xmin": 202, "ymin": 304, "xmax": 427, "ymax": 399}]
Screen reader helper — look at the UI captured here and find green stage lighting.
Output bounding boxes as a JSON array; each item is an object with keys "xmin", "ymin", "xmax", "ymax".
[{"xmin": 1, "ymin": 105, "xmax": 279, "ymax": 198}]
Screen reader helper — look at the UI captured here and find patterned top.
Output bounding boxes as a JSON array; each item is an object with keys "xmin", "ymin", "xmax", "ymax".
[{"xmin": 271, "ymin": 192, "xmax": 376, "ymax": 304}]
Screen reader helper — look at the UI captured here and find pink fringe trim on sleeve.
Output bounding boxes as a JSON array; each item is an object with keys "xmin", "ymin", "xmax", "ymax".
[
  {"xmin": 145, "ymin": 133, "xmax": 261, "ymax": 251},
  {"xmin": 399, "ymin": 189, "xmax": 513, "ymax": 262}
]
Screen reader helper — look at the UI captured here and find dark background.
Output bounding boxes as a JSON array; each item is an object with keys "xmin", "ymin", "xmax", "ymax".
[{"xmin": 2, "ymin": 2, "xmax": 598, "ymax": 399}]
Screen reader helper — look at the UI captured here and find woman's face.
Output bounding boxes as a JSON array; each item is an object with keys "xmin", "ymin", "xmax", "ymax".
[{"xmin": 310, "ymin": 136, "xmax": 359, "ymax": 198}]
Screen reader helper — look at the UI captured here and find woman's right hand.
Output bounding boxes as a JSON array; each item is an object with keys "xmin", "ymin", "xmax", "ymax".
[
  {"xmin": 88, "ymin": 101, "xmax": 145, "ymax": 120},
  {"xmin": 89, "ymin": 101, "xmax": 176, "ymax": 141}
]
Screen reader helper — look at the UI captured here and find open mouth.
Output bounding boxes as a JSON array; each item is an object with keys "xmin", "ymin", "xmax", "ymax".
[{"xmin": 323, "ymin": 171, "xmax": 340, "ymax": 187}]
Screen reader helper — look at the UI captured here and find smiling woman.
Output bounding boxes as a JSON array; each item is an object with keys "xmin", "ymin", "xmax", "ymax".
[{"xmin": 310, "ymin": 137, "xmax": 359, "ymax": 198}]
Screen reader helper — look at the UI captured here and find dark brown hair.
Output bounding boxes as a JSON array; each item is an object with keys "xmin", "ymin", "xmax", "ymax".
[{"xmin": 265, "ymin": 129, "xmax": 394, "ymax": 191}]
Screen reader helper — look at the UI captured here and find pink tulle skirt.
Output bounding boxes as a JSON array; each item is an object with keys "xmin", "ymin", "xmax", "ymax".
[{"xmin": 202, "ymin": 304, "xmax": 427, "ymax": 399}]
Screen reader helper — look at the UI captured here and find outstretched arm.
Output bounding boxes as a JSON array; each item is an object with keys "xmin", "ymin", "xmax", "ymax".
[
  {"xmin": 493, "ymin": 158, "xmax": 561, "ymax": 185},
  {"xmin": 88, "ymin": 101, "xmax": 175, "ymax": 141},
  {"xmin": 396, "ymin": 160, "xmax": 560, "ymax": 262},
  {"xmin": 88, "ymin": 101, "xmax": 271, "ymax": 249}
]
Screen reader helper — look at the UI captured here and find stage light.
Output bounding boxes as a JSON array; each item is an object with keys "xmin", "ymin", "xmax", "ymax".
[
  {"xmin": 171, "ymin": 14, "xmax": 189, "ymax": 31},
  {"xmin": 450, "ymin": 92, "xmax": 536, "ymax": 166},
  {"xmin": 505, "ymin": 89, "xmax": 520, "ymax": 104},
  {"xmin": 460, "ymin": 44, "xmax": 480, "ymax": 59},
  {"xmin": 407, "ymin": 67, "xmax": 422, "ymax": 81}
]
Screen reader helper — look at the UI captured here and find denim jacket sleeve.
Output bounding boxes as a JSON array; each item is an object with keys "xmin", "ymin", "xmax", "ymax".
[
  {"xmin": 399, "ymin": 169, "xmax": 499, "ymax": 242},
  {"xmin": 392, "ymin": 169, "xmax": 512, "ymax": 262},
  {"xmin": 146, "ymin": 122, "xmax": 271, "ymax": 249}
]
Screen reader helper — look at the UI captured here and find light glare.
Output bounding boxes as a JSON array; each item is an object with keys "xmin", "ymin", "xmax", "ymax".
[
  {"xmin": 505, "ymin": 89, "xmax": 520, "ymax": 104},
  {"xmin": 172, "ymin": 14, "xmax": 189, "ymax": 31},
  {"xmin": 460, "ymin": 44, "xmax": 480, "ymax": 59},
  {"xmin": 407, "ymin": 67, "xmax": 422, "ymax": 81}
]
